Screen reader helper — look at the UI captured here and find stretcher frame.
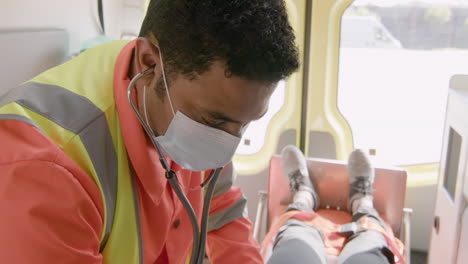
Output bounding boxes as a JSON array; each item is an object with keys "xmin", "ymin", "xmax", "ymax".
[{"xmin": 253, "ymin": 155, "xmax": 413, "ymax": 263}]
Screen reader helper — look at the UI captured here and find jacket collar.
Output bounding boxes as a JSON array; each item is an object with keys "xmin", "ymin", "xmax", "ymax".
[{"xmin": 113, "ymin": 40, "xmax": 172, "ymax": 205}]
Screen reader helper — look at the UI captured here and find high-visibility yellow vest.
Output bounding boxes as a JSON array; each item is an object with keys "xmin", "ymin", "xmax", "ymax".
[{"xmin": 0, "ymin": 40, "xmax": 142, "ymax": 264}]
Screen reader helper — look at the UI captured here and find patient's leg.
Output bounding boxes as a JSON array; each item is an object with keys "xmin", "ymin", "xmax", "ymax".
[
  {"xmin": 337, "ymin": 150, "xmax": 394, "ymax": 264},
  {"xmin": 268, "ymin": 146, "xmax": 326, "ymax": 264},
  {"xmin": 268, "ymin": 218, "xmax": 327, "ymax": 264}
]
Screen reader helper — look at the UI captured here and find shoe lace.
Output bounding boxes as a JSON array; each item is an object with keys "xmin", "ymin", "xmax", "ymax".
[
  {"xmin": 288, "ymin": 169, "xmax": 304, "ymax": 192},
  {"xmin": 350, "ymin": 176, "xmax": 373, "ymax": 195}
]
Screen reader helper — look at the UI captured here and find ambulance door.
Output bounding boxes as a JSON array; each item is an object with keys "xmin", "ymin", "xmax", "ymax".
[{"xmin": 428, "ymin": 76, "xmax": 468, "ymax": 264}]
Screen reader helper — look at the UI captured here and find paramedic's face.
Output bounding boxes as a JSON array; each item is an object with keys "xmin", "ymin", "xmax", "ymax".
[
  {"xmin": 133, "ymin": 37, "xmax": 275, "ymax": 137},
  {"xmin": 158, "ymin": 61, "xmax": 274, "ymax": 137}
]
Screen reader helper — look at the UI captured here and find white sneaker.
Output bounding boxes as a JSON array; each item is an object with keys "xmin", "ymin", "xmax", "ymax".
[
  {"xmin": 281, "ymin": 145, "xmax": 319, "ymax": 211},
  {"xmin": 347, "ymin": 149, "xmax": 375, "ymax": 213}
]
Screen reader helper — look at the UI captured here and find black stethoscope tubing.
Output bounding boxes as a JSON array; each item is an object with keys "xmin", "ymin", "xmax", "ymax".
[{"xmin": 128, "ymin": 67, "xmax": 221, "ymax": 264}]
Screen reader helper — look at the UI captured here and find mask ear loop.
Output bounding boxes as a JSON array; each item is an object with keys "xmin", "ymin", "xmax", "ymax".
[
  {"xmin": 128, "ymin": 64, "xmax": 172, "ymax": 170},
  {"xmin": 157, "ymin": 47, "xmax": 176, "ymax": 116},
  {"xmin": 155, "ymin": 46, "xmax": 212, "ymax": 191},
  {"xmin": 143, "ymin": 85, "xmax": 151, "ymax": 128},
  {"xmin": 128, "ymin": 63, "xmax": 223, "ymax": 264},
  {"xmin": 148, "ymin": 81, "xmax": 210, "ymax": 190},
  {"xmin": 128, "ymin": 68, "xmax": 200, "ymax": 264},
  {"xmin": 137, "ymin": 69, "xmax": 210, "ymax": 191}
]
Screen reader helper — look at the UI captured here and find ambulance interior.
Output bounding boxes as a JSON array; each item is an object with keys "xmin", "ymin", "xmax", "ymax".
[{"xmin": 2, "ymin": 0, "xmax": 468, "ymax": 263}]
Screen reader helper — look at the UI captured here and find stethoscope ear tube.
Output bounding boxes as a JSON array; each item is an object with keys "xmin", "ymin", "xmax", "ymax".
[
  {"xmin": 128, "ymin": 67, "xmax": 224, "ymax": 264},
  {"xmin": 166, "ymin": 165, "xmax": 222, "ymax": 264},
  {"xmin": 166, "ymin": 172, "xmax": 201, "ymax": 264},
  {"xmin": 166, "ymin": 166, "xmax": 222, "ymax": 264},
  {"xmin": 195, "ymin": 167, "xmax": 222, "ymax": 264}
]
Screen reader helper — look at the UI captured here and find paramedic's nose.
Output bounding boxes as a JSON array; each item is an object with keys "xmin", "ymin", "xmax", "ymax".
[{"xmin": 225, "ymin": 122, "xmax": 249, "ymax": 138}]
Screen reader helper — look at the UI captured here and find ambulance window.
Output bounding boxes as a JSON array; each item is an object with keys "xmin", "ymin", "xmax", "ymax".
[
  {"xmin": 337, "ymin": 0, "xmax": 468, "ymax": 165},
  {"xmin": 443, "ymin": 128, "xmax": 462, "ymax": 201},
  {"xmin": 235, "ymin": 80, "xmax": 286, "ymax": 155}
]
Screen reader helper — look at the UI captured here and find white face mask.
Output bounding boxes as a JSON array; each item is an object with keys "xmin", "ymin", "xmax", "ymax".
[
  {"xmin": 154, "ymin": 111, "xmax": 241, "ymax": 171},
  {"xmin": 140, "ymin": 49, "xmax": 241, "ymax": 171}
]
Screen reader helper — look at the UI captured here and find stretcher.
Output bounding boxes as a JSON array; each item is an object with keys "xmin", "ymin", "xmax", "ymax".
[{"xmin": 253, "ymin": 155, "xmax": 413, "ymax": 263}]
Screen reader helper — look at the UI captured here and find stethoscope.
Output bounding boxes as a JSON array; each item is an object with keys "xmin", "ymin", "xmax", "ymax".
[{"xmin": 128, "ymin": 66, "xmax": 222, "ymax": 264}]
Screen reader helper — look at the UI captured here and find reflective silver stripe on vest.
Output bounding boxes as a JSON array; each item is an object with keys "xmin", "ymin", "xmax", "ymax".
[
  {"xmin": 212, "ymin": 162, "xmax": 236, "ymax": 198},
  {"xmin": 207, "ymin": 162, "xmax": 247, "ymax": 232},
  {"xmin": 0, "ymin": 114, "xmax": 41, "ymax": 130},
  {"xmin": 0, "ymin": 82, "xmax": 117, "ymax": 250},
  {"xmin": 207, "ymin": 195, "xmax": 248, "ymax": 232},
  {"xmin": 130, "ymin": 165, "xmax": 144, "ymax": 264}
]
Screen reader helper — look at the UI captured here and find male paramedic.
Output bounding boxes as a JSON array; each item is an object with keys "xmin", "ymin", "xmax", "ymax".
[{"xmin": 0, "ymin": 1, "xmax": 299, "ymax": 263}]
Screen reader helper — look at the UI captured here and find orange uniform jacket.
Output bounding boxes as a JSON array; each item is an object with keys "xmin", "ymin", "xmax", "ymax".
[{"xmin": 0, "ymin": 40, "xmax": 262, "ymax": 264}]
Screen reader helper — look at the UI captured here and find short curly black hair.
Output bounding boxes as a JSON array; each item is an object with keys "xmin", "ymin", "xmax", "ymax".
[{"xmin": 139, "ymin": 0, "xmax": 299, "ymax": 83}]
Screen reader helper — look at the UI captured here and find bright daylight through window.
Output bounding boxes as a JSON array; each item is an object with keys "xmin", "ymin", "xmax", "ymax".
[
  {"xmin": 338, "ymin": 0, "xmax": 468, "ymax": 165},
  {"xmin": 235, "ymin": 80, "xmax": 286, "ymax": 155}
]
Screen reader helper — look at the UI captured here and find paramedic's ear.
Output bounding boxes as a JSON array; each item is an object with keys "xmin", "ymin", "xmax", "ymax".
[{"xmin": 134, "ymin": 37, "xmax": 160, "ymax": 75}]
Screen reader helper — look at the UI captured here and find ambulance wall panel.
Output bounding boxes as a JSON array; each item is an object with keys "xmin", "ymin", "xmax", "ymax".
[
  {"xmin": 0, "ymin": 29, "xmax": 68, "ymax": 95},
  {"xmin": 0, "ymin": 0, "xmax": 101, "ymax": 53}
]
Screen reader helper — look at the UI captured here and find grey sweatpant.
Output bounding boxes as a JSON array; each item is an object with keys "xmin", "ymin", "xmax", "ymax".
[{"xmin": 267, "ymin": 206, "xmax": 394, "ymax": 264}]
